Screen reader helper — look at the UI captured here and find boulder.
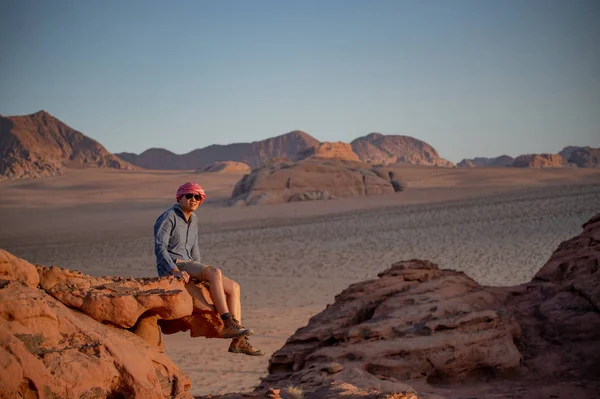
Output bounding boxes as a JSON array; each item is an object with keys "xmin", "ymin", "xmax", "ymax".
[
  {"xmin": 0, "ymin": 249, "xmax": 39, "ymax": 288},
  {"xmin": 264, "ymin": 260, "xmax": 522, "ymax": 396},
  {"xmin": 257, "ymin": 213, "xmax": 600, "ymax": 398},
  {"xmin": 0, "ymin": 279, "xmax": 192, "ymax": 399},
  {"xmin": 0, "ymin": 248, "xmax": 234, "ymax": 398},
  {"xmin": 229, "ymin": 158, "xmax": 404, "ymax": 205}
]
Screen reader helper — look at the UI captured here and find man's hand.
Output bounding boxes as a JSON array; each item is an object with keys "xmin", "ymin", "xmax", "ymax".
[{"xmin": 171, "ymin": 269, "xmax": 190, "ymax": 283}]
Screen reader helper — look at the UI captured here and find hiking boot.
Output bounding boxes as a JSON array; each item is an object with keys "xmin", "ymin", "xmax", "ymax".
[
  {"xmin": 221, "ymin": 318, "xmax": 252, "ymax": 338},
  {"xmin": 229, "ymin": 336, "xmax": 264, "ymax": 356},
  {"xmin": 233, "ymin": 318, "xmax": 254, "ymax": 336}
]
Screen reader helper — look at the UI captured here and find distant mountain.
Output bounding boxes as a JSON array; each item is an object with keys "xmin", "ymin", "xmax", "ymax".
[
  {"xmin": 457, "ymin": 155, "xmax": 514, "ymax": 168},
  {"xmin": 116, "ymin": 130, "xmax": 320, "ymax": 170},
  {"xmin": 559, "ymin": 146, "xmax": 581, "ymax": 161},
  {"xmin": 0, "ymin": 111, "xmax": 133, "ymax": 180},
  {"xmin": 350, "ymin": 133, "xmax": 454, "ymax": 167},
  {"xmin": 512, "ymin": 154, "xmax": 566, "ymax": 168},
  {"xmin": 459, "ymin": 147, "xmax": 600, "ymax": 169},
  {"xmin": 567, "ymin": 147, "xmax": 600, "ymax": 168}
]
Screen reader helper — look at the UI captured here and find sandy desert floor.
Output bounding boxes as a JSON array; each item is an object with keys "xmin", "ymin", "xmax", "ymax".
[{"xmin": 1, "ymin": 166, "xmax": 599, "ymax": 396}]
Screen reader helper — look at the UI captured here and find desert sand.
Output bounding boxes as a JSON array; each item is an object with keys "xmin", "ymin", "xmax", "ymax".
[{"xmin": 0, "ymin": 166, "xmax": 599, "ymax": 396}]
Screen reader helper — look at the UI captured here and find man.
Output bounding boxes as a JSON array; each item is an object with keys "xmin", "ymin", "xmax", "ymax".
[{"xmin": 154, "ymin": 182, "xmax": 263, "ymax": 356}]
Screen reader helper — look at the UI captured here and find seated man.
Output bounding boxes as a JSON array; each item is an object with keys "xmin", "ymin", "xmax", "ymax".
[{"xmin": 154, "ymin": 182, "xmax": 263, "ymax": 356}]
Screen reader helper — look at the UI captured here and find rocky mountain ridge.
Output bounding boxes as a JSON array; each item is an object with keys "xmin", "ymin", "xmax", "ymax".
[
  {"xmin": 2, "ymin": 111, "xmax": 598, "ymax": 181},
  {"xmin": 458, "ymin": 146, "xmax": 600, "ymax": 168},
  {"xmin": 0, "ymin": 111, "xmax": 133, "ymax": 180},
  {"xmin": 119, "ymin": 132, "xmax": 454, "ymax": 170},
  {"xmin": 116, "ymin": 130, "xmax": 321, "ymax": 170}
]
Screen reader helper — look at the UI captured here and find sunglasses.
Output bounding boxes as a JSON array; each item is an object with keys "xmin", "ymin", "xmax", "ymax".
[{"xmin": 184, "ymin": 193, "xmax": 204, "ymax": 201}]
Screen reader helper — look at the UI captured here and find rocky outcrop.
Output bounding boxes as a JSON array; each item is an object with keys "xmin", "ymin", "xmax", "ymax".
[
  {"xmin": 457, "ymin": 155, "xmax": 514, "ymax": 168},
  {"xmin": 3, "ymin": 213, "xmax": 599, "ymax": 399},
  {"xmin": 559, "ymin": 146, "xmax": 581, "ymax": 161},
  {"xmin": 116, "ymin": 130, "xmax": 320, "ymax": 170},
  {"xmin": 258, "ymin": 214, "xmax": 600, "ymax": 399},
  {"xmin": 511, "ymin": 153, "xmax": 566, "ymax": 168},
  {"xmin": 229, "ymin": 158, "xmax": 405, "ymax": 206},
  {"xmin": 351, "ymin": 133, "xmax": 454, "ymax": 167},
  {"xmin": 200, "ymin": 161, "xmax": 251, "ymax": 173},
  {"xmin": 567, "ymin": 147, "xmax": 600, "ymax": 168},
  {"xmin": 296, "ymin": 142, "xmax": 361, "ymax": 162},
  {"xmin": 0, "ymin": 248, "xmax": 235, "ymax": 399},
  {"xmin": 0, "ymin": 111, "xmax": 133, "ymax": 180}
]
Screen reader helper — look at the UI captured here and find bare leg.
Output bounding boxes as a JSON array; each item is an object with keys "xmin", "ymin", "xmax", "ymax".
[
  {"xmin": 203, "ymin": 267, "xmax": 230, "ymax": 316},
  {"xmin": 222, "ymin": 276, "xmax": 242, "ymax": 323}
]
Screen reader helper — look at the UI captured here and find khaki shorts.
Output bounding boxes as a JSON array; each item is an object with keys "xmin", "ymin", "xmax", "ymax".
[{"xmin": 174, "ymin": 259, "xmax": 210, "ymax": 281}]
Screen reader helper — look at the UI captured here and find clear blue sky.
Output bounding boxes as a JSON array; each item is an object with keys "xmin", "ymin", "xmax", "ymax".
[{"xmin": 1, "ymin": 0, "xmax": 599, "ymax": 162}]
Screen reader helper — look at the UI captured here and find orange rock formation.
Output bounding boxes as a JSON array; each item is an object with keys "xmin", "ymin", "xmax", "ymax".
[{"xmin": 0, "ymin": 249, "xmax": 230, "ymax": 399}]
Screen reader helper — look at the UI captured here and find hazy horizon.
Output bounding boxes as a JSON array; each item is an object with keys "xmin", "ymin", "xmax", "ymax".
[{"xmin": 1, "ymin": 1, "xmax": 599, "ymax": 163}]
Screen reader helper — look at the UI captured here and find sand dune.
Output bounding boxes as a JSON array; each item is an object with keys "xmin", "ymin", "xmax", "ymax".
[{"xmin": 0, "ymin": 166, "xmax": 599, "ymax": 396}]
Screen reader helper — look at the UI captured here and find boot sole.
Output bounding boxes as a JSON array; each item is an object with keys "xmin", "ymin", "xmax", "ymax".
[
  {"xmin": 222, "ymin": 328, "xmax": 253, "ymax": 339},
  {"xmin": 228, "ymin": 348, "xmax": 264, "ymax": 356}
]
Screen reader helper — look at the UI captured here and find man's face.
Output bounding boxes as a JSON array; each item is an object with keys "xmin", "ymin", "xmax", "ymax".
[{"xmin": 177, "ymin": 193, "xmax": 204, "ymax": 212}]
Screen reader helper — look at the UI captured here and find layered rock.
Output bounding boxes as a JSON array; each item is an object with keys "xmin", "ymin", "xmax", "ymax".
[
  {"xmin": 511, "ymin": 153, "xmax": 566, "ymax": 168},
  {"xmin": 200, "ymin": 161, "xmax": 251, "ymax": 173},
  {"xmin": 0, "ymin": 111, "xmax": 133, "ymax": 180},
  {"xmin": 229, "ymin": 158, "xmax": 405, "ymax": 206},
  {"xmin": 457, "ymin": 155, "xmax": 514, "ymax": 168},
  {"xmin": 351, "ymin": 133, "xmax": 454, "ymax": 167},
  {"xmin": 116, "ymin": 130, "xmax": 320, "ymax": 170},
  {"xmin": 0, "ymin": 248, "xmax": 233, "ymax": 398},
  {"xmin": 296, "ymin": 142, "xmax": 361, "ymax": 162},
  {"xmin": 258, "ymin": 214, "xmax": 600, "ymax": 399}
]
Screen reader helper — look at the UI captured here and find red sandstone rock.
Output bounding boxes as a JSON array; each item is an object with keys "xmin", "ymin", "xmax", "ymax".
[
  {"xmin": 0, "ymin": 279, "xmax": 192, "ymax": 399},
  {"xmin": 0, "ymin": 249, "xmax": 39, "ymax": 287},
  {"xmin": 257, "ymin": 214, "xmax": 600, "ymax": 398},
  {"xmin": 36, "ymin": 264, "xmax": 226, "ymax": 339},
  {"xmin": 0, "ymin": 250, "xmax": 234, "ymax": 398}
]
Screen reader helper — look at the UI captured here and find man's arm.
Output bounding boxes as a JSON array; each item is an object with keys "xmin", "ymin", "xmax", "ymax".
[
  {"xmin": 154, "ymin": 213, "xmax": 179, "ymax": 274},
  {"xmin": 191, "ymin": 229, "xmax": 201, "ymax": 263}
]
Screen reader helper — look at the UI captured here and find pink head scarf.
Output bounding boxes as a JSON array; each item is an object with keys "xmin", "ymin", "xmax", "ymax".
[{"xmin": 176, "ymin": 182, "xmax": 206, "ymax": 201}]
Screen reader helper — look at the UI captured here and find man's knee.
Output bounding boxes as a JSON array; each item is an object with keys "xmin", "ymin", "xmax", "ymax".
[
  {"xmin": 204, "ymin": 266, "xmax": 222, "ymax": 281},
  {"xmin": 230, "ymin": 279, "xmax": 240, "ymax": 294}
]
